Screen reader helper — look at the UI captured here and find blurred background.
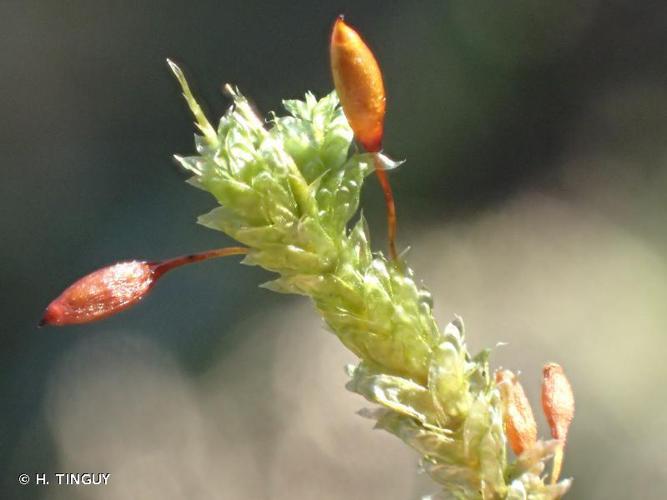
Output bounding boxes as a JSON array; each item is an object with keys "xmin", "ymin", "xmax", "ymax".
[{"xmin": 2, "ymin": 1, "xmax": 666, "ymax": 498}]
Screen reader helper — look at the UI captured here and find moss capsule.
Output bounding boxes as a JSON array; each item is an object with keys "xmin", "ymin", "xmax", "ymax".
[
  {"xmin": 496, "ymin": 369, "xmax": 538, "ymax": 456},
  {"xmin": 330, "ymin": 17, "xmax": 399, "ymax": 259},
  {"xmin": 40, "ymin": 247, "xmax": 248, "ymax": 326},
  {"xmin": 542, "ymin": 363, "xmax": 575, "ymax": 442},
  {"xmin": 40, "ymin": 261, "xmax": 154, "ymax": 326},
  {"xmin": 542, "ymin": 362, "xmax": 575, "ymax": 484},
  {"xmin": 330, "ymin": 16, "xmax": 386, "ymax": 153}
]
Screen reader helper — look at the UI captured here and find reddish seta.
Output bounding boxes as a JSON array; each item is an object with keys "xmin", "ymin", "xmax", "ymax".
[
  {"xmin": 330, "ymin": 16, "xmax": 399, "ymax": 260},
  {"xmin": 40, "ymin": 247, "xmax": 248, "ymax": 326}
]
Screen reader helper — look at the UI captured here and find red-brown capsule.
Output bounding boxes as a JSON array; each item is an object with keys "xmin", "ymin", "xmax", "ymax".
[
  {"xmin": 40, "ymin": 247, "xmax": 249, "ymax": 326},
  {"xmin": 496, "ymin": 370, "xmax": 538, "ymax": 455},
  {"xmin": 330, "ymin": 17, "xmax": 386, "ymax": 153},
  {"xmin": 542, "ymin": 363, "xmax": 574, "ymax": 484},
  {"xmin": 41, "ymin": 261, "xmax": 155, "ymax": 326},
  {"xmin": 542, "ymin": 363, "xmax": 575, "ymax": 442}
]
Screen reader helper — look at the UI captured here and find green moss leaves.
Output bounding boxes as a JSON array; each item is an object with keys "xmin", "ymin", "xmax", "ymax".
[{"xmin": 169, "ymin": 61, "xmax": 571, "ymax": 499}]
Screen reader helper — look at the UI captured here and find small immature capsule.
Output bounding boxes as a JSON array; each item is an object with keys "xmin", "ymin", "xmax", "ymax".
[
  {"xmin": 41, "ymin": 261, "xmax": 155, "ymax": 326},
  {"xmin": 541, "ymin": 363, "xmax": 575, "ymax": 442},
  {"xmin": 330, "ymin": 16, "xmax": 386, "ymax": 153},
  {"xmin": 542, "ymin": 363, "xmax": 574, "ymax": 484},
  {"xmin": 495, "ymin": 370, "xmax": 538, "ymax": 455}
]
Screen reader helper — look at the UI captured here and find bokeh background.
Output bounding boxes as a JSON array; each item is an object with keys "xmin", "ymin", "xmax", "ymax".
[{"xmin": 2, "ymin": 1, "xmax": 667, "ymax": 498}]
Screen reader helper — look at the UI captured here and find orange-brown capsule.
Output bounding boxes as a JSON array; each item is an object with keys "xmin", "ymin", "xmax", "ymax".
[
  {"xmin": 330, "ymin": 16, "xmax": 386, "ymax": 153},
  {"xmin": 542, "ymin": 363, "xmax": 575, "ymax": 442},
  {"xmin": 331, "ymin": 17, "xmax": 399, "ymax": 259},
  {"xmin": 496, "ymin": 370, "xmax": 538, "ymax": 455},
  {"xmin": 40, "ymin": 247, "xmax": 248, "ymax": 326}
]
